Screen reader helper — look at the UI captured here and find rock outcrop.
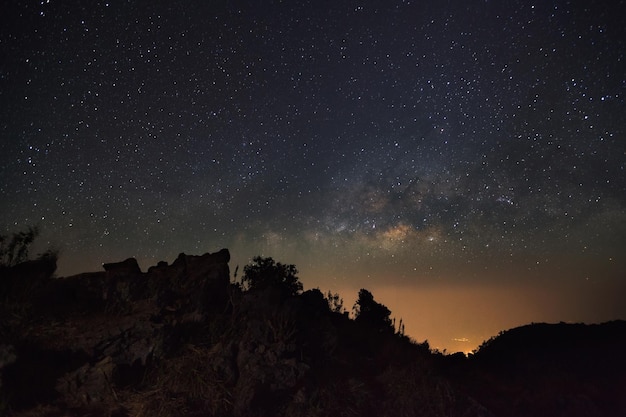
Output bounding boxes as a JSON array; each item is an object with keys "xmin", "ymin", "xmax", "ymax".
[
  {"xmin": 102, "ymin": 257, "xmax": 142, "ymax": 275},
  {"xmin": 0, "ymin": 249, "xmax": 231, "ymax": 415}
]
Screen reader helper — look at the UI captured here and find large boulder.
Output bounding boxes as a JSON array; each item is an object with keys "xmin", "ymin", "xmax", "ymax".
[{"xmin": 103, "ymin": 257, "xmax": 142, "ymax": 276}]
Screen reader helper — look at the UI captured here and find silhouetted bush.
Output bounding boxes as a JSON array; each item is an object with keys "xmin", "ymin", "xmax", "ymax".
[
  {"xmin": 353, "ymin": 289, "xmax": 393, "ymax": 333},
  {"xmin": 241, "ymin": 256, "xmax": 303, "ymax": 296},
  {"xmin": 0, "ymin": 226, "xmax": 58, "ymax": 268}
]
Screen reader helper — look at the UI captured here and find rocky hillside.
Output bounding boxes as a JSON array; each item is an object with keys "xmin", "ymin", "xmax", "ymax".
[{"xmin": 1, "ymin": 250, "xmax": 624, "ymax": 417}]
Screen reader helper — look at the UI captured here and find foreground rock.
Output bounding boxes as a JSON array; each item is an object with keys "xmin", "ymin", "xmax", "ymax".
[{"xmin": 0, "ymin": 250, "xmax": 231, "ymax": 415}]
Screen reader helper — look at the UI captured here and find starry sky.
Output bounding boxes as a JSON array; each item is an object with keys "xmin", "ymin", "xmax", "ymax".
[{"xmin": 2, "ymin": 0, "xmax": 625, "ymax": 353}]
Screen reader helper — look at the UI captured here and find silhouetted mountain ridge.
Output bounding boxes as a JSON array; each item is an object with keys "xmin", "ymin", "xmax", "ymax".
[
  {"xmin": 1, "ymin": 250, "xmax": 624, "ymax": 417},
  {"xmin": 475, "ymin": 320, "xmax": 626, "ymax": 365},
  {"xmin": 445, "ymin": 321, "xmax": 626, "ymax": 417}
]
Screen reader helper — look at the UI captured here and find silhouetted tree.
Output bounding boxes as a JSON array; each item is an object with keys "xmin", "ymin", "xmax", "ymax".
[
  {"xmin": 353, "ymin": 289, "xmax": 393, "ymax": 332},
  {"xmin": 325, "ymin": 290, "xmax": 344, "ymax": 313},
  {"xmin": 241, "ymin": 256, "xmax": 303, "ymax": 295},
  {"xmin": 301, "ymin": 288, "xmax": 329, "ymax": 313},
  {"xmin": 0, "ymin": 226, "xmax": 58, "ymax": 268}
]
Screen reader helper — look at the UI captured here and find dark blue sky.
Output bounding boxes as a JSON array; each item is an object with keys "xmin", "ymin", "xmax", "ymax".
[{"xmin": 1, "ymin": 0, "xmax": 625, "ymax": 351}]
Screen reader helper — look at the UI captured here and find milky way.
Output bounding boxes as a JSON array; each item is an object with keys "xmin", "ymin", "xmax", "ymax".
[{"xmin": 1, "ymin": 1, "xmax": 625, "ymax": 351}]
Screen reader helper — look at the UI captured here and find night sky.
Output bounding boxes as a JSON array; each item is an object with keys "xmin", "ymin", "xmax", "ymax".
[{"xmin": 2, "ymin": 0, "xmax": 625, "ymax": 353}]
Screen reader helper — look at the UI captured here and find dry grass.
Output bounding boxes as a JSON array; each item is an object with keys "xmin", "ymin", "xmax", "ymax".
[{"xmin": 122, "ymin": 344, "xmax": 233, "ymax": 417}]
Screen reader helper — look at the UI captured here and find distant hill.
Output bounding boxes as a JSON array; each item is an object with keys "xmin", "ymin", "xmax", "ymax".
[
  {"xmin": 1, "ymin": 250, "xmax": 624, "ymax": 417},
  {"xmin": 440, "ymin": 321, "xmax": 626, "ymax": 417}
]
